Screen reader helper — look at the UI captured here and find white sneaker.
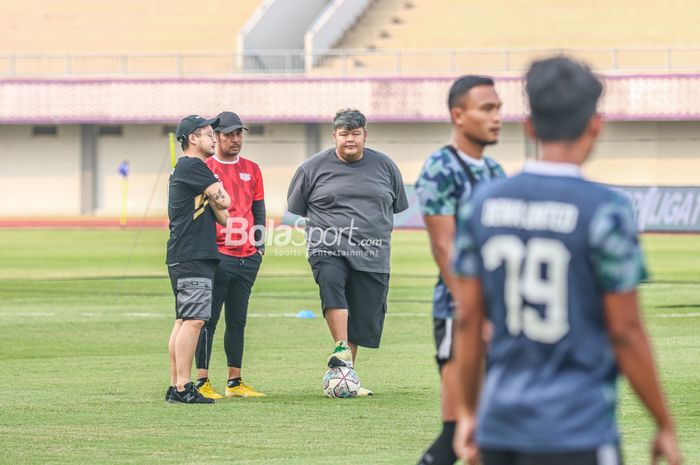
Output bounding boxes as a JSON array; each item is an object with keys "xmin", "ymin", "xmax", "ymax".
[
  {"xmin": 327, "ymin": 340, "xmax": 353, "ymax": 368},
  {"xmin": 357, "ymin": 386, "xmax": 374, "ymax": 397}
]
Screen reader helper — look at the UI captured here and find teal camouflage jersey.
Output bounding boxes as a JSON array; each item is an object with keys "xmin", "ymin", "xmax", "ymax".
[{"xmin": 415, "ymin": 146, "xmax": 506, "ymax": 319}]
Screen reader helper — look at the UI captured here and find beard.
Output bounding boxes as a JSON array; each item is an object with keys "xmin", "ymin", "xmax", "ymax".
[
  {"xmin": 223, "ymin": 145, "xmax": 241, "ymax": 157},
  {"xmin": 467, "ymin": 135, "xmax": 498, "ymax": 147}
]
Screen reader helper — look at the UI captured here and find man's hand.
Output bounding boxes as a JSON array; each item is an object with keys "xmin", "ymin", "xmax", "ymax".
[
  {"xmin": 453, "ymin": 415, "xmax": 479, "ymax": 465},
  {"xmin": 652, "ymin": 427, "xmax": 682, "ymax": 465}
]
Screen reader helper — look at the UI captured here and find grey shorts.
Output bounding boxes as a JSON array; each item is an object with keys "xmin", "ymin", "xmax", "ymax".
[
  {"xmin": 309, "ymin": 254, "xmax": 389, "ymax": 348},
  {"xmin": 168, "ymin": 259, "xmax": 217, "ymax": 321}
]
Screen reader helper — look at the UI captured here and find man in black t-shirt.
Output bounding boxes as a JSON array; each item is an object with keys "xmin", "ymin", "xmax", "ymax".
[{"xmin": 165, "ymin": 115, "xmax": 231, "ymax": 404}]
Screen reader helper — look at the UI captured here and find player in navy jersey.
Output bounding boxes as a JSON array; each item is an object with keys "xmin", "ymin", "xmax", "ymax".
[{"xmin": 449, "ymin": 57, "xmax": 681, "ymax": 465}]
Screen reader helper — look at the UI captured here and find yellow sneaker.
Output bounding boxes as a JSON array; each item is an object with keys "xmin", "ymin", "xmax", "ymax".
[
  {"xmin": 195, "ymin": 378, "xmax": 223, "ymax": 399},
  {"xmin": 225, "ymin": 381, "xmax": 266, "ymax": 398}
]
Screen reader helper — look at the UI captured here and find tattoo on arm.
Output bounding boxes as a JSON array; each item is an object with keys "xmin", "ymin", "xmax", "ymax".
[{"xmin": 213, "ymin": 189, "xmax": 225, "ymax": 201}]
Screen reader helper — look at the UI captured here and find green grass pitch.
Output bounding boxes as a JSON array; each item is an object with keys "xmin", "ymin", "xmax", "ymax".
[{"xmin": 0, "ymin": 229, "xmax": 698, "ymax": 464}]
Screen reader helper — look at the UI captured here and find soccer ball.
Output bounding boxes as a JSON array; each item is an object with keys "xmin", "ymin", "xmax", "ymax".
[{"xmin": 322, "ymin": 366, "xmax": 360, "ymax": 398}]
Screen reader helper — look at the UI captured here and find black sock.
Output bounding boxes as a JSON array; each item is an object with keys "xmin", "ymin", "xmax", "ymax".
[
  {"xmin": 417, "ymin": 421, "xmax": 457, "ymax": 465},
  {"xmin": 227, "ymin": 377, "xmax": 242, "ymax": 388},
  {"xmin": 195, "ymin": 377, "xmax": 208, "ymax": 388}
]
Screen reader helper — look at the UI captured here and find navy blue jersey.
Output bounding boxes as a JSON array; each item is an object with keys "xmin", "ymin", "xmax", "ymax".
[{"xmin": 451, "ymin": 162, "xmax": 647, "ymax": 453}]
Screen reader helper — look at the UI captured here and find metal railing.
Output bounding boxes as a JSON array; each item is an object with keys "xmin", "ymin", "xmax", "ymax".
[{"xmin": 2, "ymin": 47, "xmax": 700, "ymax": 77}]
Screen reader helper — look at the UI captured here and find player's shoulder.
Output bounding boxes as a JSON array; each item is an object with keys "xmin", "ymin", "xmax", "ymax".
[
  {"xmin": 586, "ymin": 184, "xmax": 636, "ymax": 223},
  {"xmin": 418, "ymin": 146, "xmax": 458, "ymax": 177},
  {"xmin": 175, "ymin": 155, "xmax": 206, "ymax": 173},
  {"xmin": 595, "ymin": 183, "xmax": 631, "ymax": 204},
  {"xmin": 558, "ymin": 177, "xmax": 631, "ymax": 210},
  {"xmin": 364, "ymin": 147, "xmax": 403, "ymax": 174},
  {"xmin": 476, "ymin": 172, "xmax": 632, "ymax": 215},
  {"xmin": 204, "ymin": 155, "xmax": 232, "ymax": 175},
  {"xmin": 364, "ymin": 147, "xmax": 395, "ymax": 164},
  {"xmin": 238, "ymin": 156, "xmax": 261, "ymax": 171},
  {"xmin": 426, "ymin": 146, "xmax": 455, "ymax": 166},
  {"xmin": 299, "ymin": 148, "xmax": 335, "ymax": 171},
  {"xmin": 469, "ymin": 174, "xmax": 510, "ymax": 204},
  {"xmin": 483, "ymin": 156, "xmax": 506, "ymax": 176},
  {"xmin": 177, "ymin": 155, "xmax": 199, "ymax": 166}
]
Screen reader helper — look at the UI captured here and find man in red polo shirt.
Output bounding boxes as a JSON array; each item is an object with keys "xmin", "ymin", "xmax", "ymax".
[{"xmin": 194, "ymin": 111, "xmax": 266, "ymax": 398}]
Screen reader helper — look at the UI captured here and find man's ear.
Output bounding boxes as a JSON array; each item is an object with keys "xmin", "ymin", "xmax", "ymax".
[
  {"xmin": 588, "ymin": 113, "xmax": 602, "ymax": 139},
  {"xmin": 523, "ymin": 118, "xmax": 537, "ymax": 141},
  {"xmin": 450, "ymin": 106, "xmax": 462, "ymax": 125}
]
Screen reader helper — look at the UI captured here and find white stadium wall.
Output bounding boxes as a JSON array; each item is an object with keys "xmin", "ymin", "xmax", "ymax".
[
  {"xmin": 1, "ymin": 73, "xmax": 699, "ymax": 217},
  {"xmin": 1, "ymin": 121, "xmax": 699, "ymax": 217},
  {"xmin": 588, "ymin": 121, "xmax": 700, "ymax": 186},
  {"xmin": 95, "ymin": 125, "xmax": 173, "ymax": 217},
  {"xmin": 0, "ymin": 125, "xmax": 82, "ymax": 216},
  {"xmin": 96, "ymin": 122, "xmax": 308, "ymax": 218}
]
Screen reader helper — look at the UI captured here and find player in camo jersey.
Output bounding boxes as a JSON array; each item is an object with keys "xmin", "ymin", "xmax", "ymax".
[{"xmin": 415, "ymin": 76, "xmax": 505, "ymax": 465}]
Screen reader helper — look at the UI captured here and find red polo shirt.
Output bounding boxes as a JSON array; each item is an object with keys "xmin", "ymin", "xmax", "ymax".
[{"xmin": 206, "ymin": 155, "xmax": 264, "ymax": 257}]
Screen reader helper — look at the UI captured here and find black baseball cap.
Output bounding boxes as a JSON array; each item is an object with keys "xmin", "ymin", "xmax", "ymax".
[
  {"xmin": 175, "ymin": 115, "xmax": 220, "ymax": 142},
  {"xmin": 216, "ymin": 111, "xmax": 248, "ymax": 133}
]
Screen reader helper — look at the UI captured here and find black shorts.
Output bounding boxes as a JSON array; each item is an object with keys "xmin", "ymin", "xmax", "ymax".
[
  {"xmin": 309, "ymin": 254, "xmax": 389, "ymax": 348},
  {"xmin": 167, "ymin": 259, "xmax": 217, "ymax": 321},
  {"xmin": 434, "ymin": 317, "xmax": 454, "ymax": 369},
  {"xmin": 481, "ymin": 446, "xmax": 623, "ymax": 465}
]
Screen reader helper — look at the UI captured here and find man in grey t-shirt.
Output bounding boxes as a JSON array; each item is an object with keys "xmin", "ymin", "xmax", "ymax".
[{"xmin": 287, "ymin": 109, "xmax": 408, "ymax": 396}]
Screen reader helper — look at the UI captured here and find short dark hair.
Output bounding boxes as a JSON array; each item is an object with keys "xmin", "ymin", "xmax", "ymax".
[
  {"xmin": 180, "ymin": 128, "xmax": 201, "ymax": 150},
  {"xmin": 333, "ymin": 109, "xmax": 367, "ymax": 131},
  {"xmin": 526, "ymin": 56, "xmax": 603, "ymax": 141},
  {"xmin": 447, "ymin": 75, "xmax": 495, "ymax": 109}
]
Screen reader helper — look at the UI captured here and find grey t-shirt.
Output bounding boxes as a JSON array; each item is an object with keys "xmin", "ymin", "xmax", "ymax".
[{"xmin": 287, "ymin": 147, "xmax": 409, "ymax": 273}]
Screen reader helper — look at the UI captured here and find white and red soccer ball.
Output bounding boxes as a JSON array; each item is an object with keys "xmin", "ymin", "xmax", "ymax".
[{"xmin": 322, "ymin": 366, "xmax": 361, "ymax": 398}]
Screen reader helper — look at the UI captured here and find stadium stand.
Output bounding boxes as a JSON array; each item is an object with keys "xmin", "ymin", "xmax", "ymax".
[
  {"xmin": 321, "ymin": 0, "xmax": 700, "ymax": 74},
  {"xmin": 338, "ymin": 0, "xmax": 700, "ymax": 49},
  {"xmin": 0, "ymin": 0, "xmax": 260, "ymax": 75},
  {"xmin": 1, "ymin": 1, "xmax": 260, "ymax": 52}
]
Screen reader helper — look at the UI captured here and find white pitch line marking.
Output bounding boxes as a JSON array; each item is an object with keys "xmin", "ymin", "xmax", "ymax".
[
  {"xmin": 3, "ymin": 311, "xmax": 697, "ymax": 319},
  {"xmin": 654, "ymin": 312, "xmax": 700, "ymax": 318}
]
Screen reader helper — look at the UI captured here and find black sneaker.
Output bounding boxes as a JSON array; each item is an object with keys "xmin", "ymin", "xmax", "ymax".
[
  {"xmin": 165, "ymin": 386, "xmax": 176, "ymax": 403},
  {"xmin": 170, "ymin": 382, "xmax": 215, "ymax": 404}
]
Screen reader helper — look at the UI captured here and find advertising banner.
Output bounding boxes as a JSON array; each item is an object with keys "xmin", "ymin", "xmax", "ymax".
[{"xmin": 613, "ymin": 186, "xmax": 700, "ymax": 232}]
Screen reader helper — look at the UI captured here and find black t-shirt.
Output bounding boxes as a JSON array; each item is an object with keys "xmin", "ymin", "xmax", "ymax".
[{"xmin": 166, "ymin": 156, "xmax": 220, "ymax": 264}]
